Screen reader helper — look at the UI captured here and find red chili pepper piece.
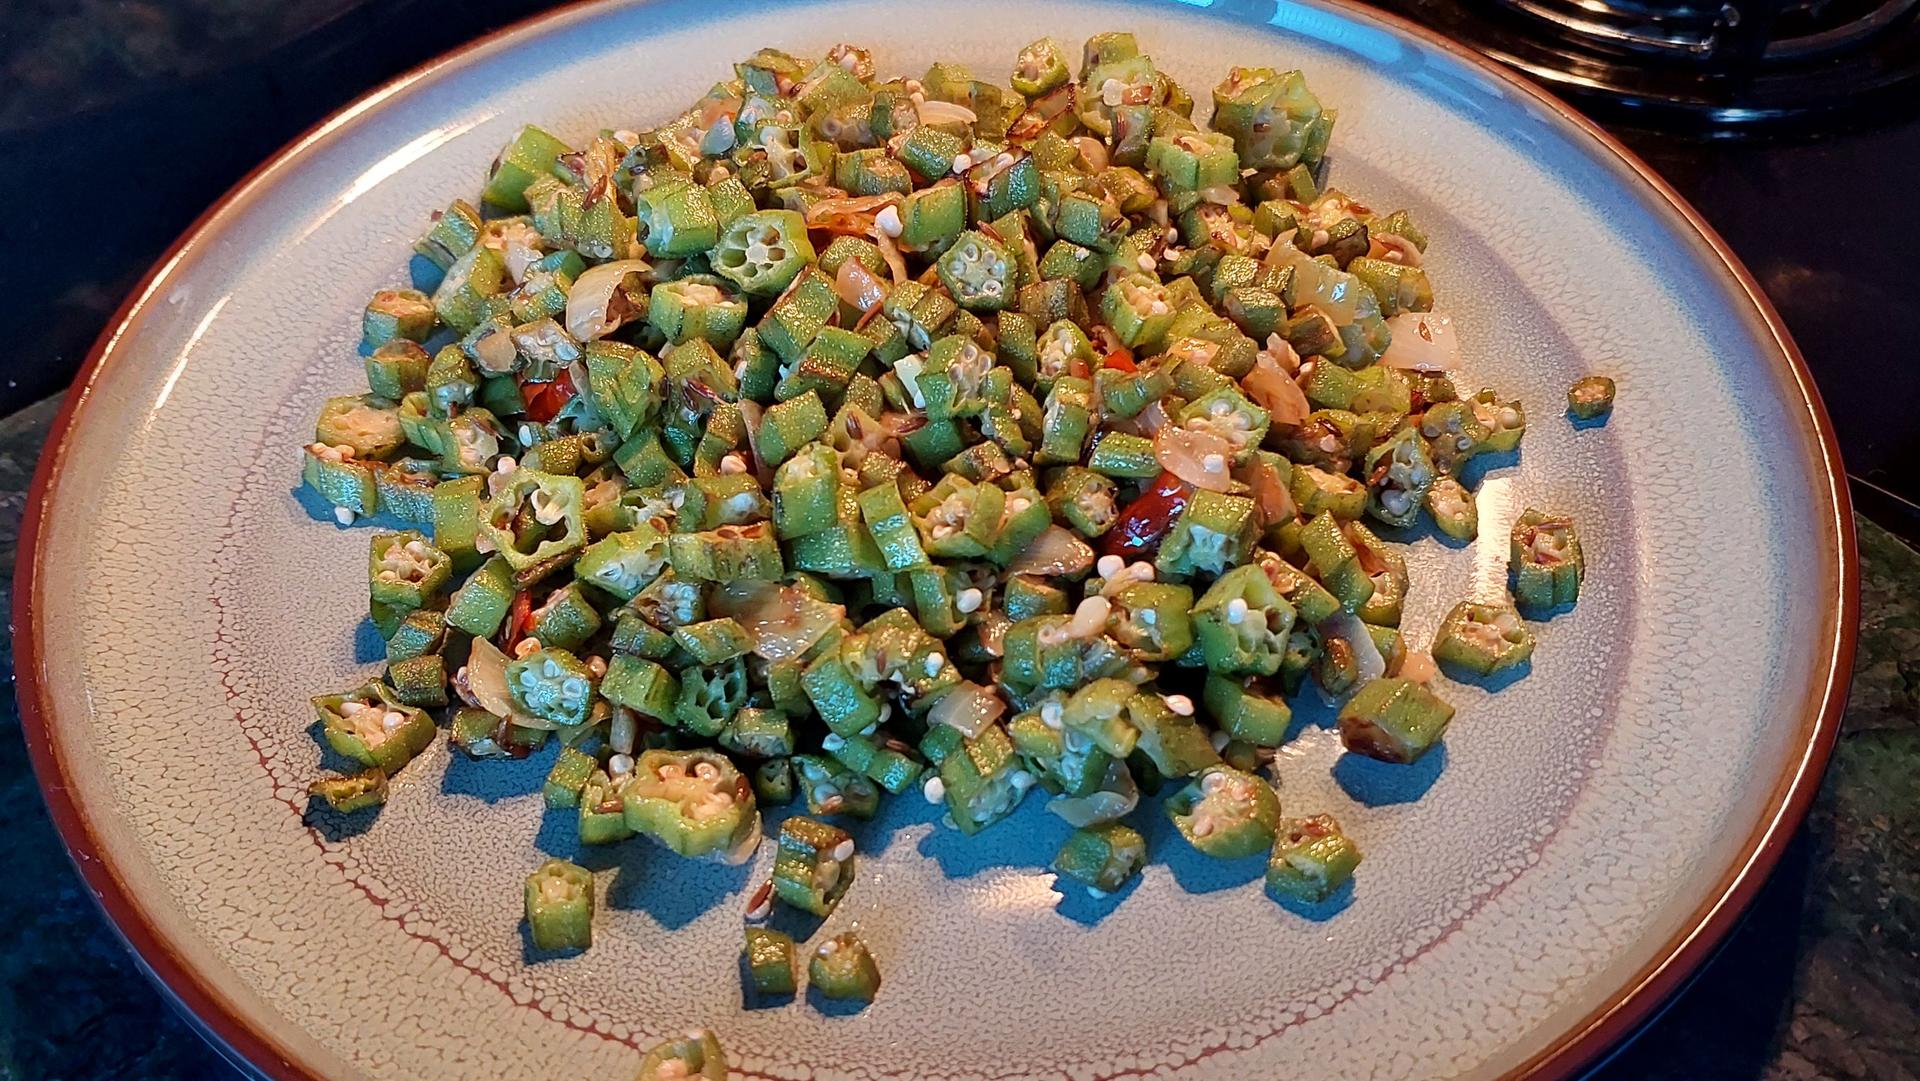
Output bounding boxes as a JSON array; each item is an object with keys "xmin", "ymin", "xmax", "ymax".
[
  {"xmin": 1101, "ymin": 348, "xmax": 1137, "ymax": 372},
  {"xmin": 1102, "ymin": 470, "xmax": 1192, "ymax": 559},
  {"xmin": 523, "ymin": 369, "xmax": 577, "ymax": 422}
]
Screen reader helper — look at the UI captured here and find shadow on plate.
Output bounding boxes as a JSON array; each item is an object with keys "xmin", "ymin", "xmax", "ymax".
[
  {"xmin": 1268, "ymin": 878, "xmax": 1356, "ymax": 922},
  {"xmin": 1331, "ymin": 745, "xmax": 1447, "ymax": 806}
]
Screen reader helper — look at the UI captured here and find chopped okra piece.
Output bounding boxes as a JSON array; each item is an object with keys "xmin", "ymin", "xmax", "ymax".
[
  {"xmin": 544, "ymin": 746, "xmax": 598, "ymax": 809},
  {"xmin": 793, "ymin": 753, "xmax": 881, "ymax": 819},
  {"xmin": 637, "ymin": 1030, "xmax": 728, "ymax": 1081},
  {"xmin": 1155, "ymin": 489, "xmax": 1257, "ymax": 579},
  {"xmin": 1432, "ymin": 599, "xmax": 1535, "ymax": 677},
  {"xmin": 524, "ymin": 858, "xmax": 594, "ymax": 951},
  {"xmin": 506, "ymin": 647, "xmax": 597, "ymax": 728},
  {"xmin": 1337, "ymin": 677, "xmax": 1455, "ymax": 764},
  {"xmin": 810, "ymin": 932, "xmax": 881, "ymax": 1002},
  {"xmin": 1425, "ymin": 476, "xmax": 1478, "ymax": 541},
  {"xmin": 313, "ymin": 680, "xmax": 436, "ymax": 774},
  {"xmin": 1568, "ymin": 375, "xmax": 1616, "ymax": 421},
  {"xmin": 772, "ymin": 816, "xmax": 857, "ymax": 916},
  {"xmin": 1469, "ymin": 388, "xmax": 1528, "ymax": 453},
  {"xmin": 1167, "ymin": 765, "xmax": 1281, "ymax": 859},
  {"xmin": 479, "ymin": 469, "xmax": 588, "ymax": 587},
  {"xmin": 935, "ymin": 230, "xmax": 1017, "ymax": 311},
  {"xmin": 306, "ymin": 768, "xmax": 388, "ymax": 813},
  {"xmin": 362, "ymin": 289, "xmax": 434, "ymax": 349},
  {"xmin": 1509, "ymin": 507, "xmax": 1584, "ymax": 612},
  {"xmin": 744, "ymin": 927, "xmax": 797, "ymax": 997},
  {"xmin": 1266, "ymin": 813, "xmax": 1361, "ymax": 903},
  {"xmin": 1193, "ymin": 564, "xmax": 1297, "ymax": 677},
  {"xmin": 1052, "ymin": 822, "xmax": 1147, "ymax": 894},
  {"xmin": 712, "ymin": 210, "xmax": 816, "ymax": 296},
  {"xmin": 1202, "ymin": 674, "xmax": 1293, "ymax": 747},
  {"xmin": 622, "ymin": 749, "xmax": 758, "ymax": 859}
]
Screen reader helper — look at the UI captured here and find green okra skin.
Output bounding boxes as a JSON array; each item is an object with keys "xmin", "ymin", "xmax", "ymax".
[
  {"xmin": 365, "ymin": 339, "xmax": 433, "ymax": 401},
  {"xmin": 368, "ymin": 531, "xmax": 452, "ymax": 610},
  {"xmin": 648, "ymin": 279, "xmax": 747, "ymax": 349},
  {"xmin": 1509, "ymin": 507, "xmax": 1584, "ymax": 612},
  {"xmin": 793, "ymin": 753, "xmax": 881, "ymax": 819},
  {"xmin": 384, "ymin": 653, "xmax": 448, "ymax": 708},
  {"xmin": 673, "ymin": 661, "xmax": 750, "ymax": 737},
  {"xmin": 506, "ymin": 647, "xmax": 598, "ymax": 728},
  {"xmin": 1432, "ymin": 599, "xmax": 1535, "ymax": 676},
  {"xmin": 1337, "ymin": 677, "xmax": 1455, "ymax": 764},
  {"xmin": 302, "ymin": 446, "xmax": 379, "ymax": 516},
  {"xmin": 529, "ymin": 581, "xmax": 604, "ymax": 650},
  {"xmin": 637, "ymin": 176, "xmax": 719, "ymax": 258},
  {"xmin": 1086, "ymin": 431, "xmax": 1159, "ymax": 479},
  {"xmin": 621, "ymin": 748, "xmax": 758, "ymax": 858},
  {"xmin": 752, "ymin": 757, "xmax": 796, "ymax": 804},
  {"xmin": 1155, "ymin": 489, "xmax": 1258, "ymax": 579},
  {"xmin": 384, "ymin": 606, "xmax": 445, "ymax": 663},
  {"xmin": 1108, "ymin": 582, "xmax": 1195, "ymax": 662},
  {"xmin": 809, "ymin": 932, "xmax": 882, "ymax": 1001},
  {"xmin": 935, "ymin": 229, "xmax": 1018, "ymax": 311},
  {"xmin": 307, "ymin": 768, "xmax": 389, "ymax": 813},
  {"xmin": 1052, "ymin": 822, "xmax": 1147, "ymax": 893},
  {"xmin": 1201, "ymin": 673, "xmax": 1293, "ymax": 747},
  {"xmin": 1167, "ymin": 765, "xmax": 1282, "ymax": 859},
  {"xmin": 544, "ymin": 746, "xmax": 599, "ymax": 809},
  {"xmin": 637, "ymin": 1030, "xmax": 729, "ymax": 1081},
  {"xmin": 483, "ymin": 125, "xmax": 572, "ymax": 211},
  {"xmin": 1267, "ymin": 813, "xmax": 1362, "ymax": 903},
  {"xmin": 772, "ymin": 816, "xmax": 857, "ymax": 916},
  {"xmin": 1568, "ymin": 375, "xmax": 1616, "ymax": 421},
  {"xmin": 524, "ymin": 858, "xmax": 594, "ymax": 951},
  {"xmin": 744, "ymin": 927, "xmax": 798, "ymax": 997}
]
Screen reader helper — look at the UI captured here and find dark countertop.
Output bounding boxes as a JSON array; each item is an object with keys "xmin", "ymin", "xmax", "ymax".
[
  {"xmin": 1, "ymin": 421, "xmax": 1917, "ymax": 1079},
  {"xmin": 2, "ymin": 2, "xmax": 1917, "ymax": 1077}
]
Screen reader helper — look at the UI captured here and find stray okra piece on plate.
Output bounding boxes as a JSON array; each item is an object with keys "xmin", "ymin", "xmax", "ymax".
[
  {"xmin": 637, "ymin": 1029, "xmax": 729, "ymax": 1081},
  {"xmin": 1338, "ymin": 677, "xmax": 1456, "ymax": 764},
  {"xmin": 1432, "ymin": 599, "xmax": 1535, "ymax": 677},
  {"xmin": 771, "ymin": 816, "xmax": 857, "ymax": 916},
  {"xmin": 1510, "ymin": 507, "xmax": 1585, "ymax": 612},
  {"xmin": 810, "ymin": 932, "xmax": 882, "ymax": 1002},
  {"xmin": 1266, "ymin": 814, "xmax": 1362, "ymax": 904},
  {"xmin": 1167, "ymin": 765, "xmax": 1281, "ymax": 859},
  {"xmin": 744, "ymin": 927, "xmax": 797, "ymax": 997},
  {"xmin": 1053, "ymin": 822, "xmax": 1147, "ymax": 896},
  {"xmin": 524, "ymin": 858, "xmax": 594, "ymax": 951},
  {"xmin": 1567, "ymin": 375, "xmax": 1616, "ymax": 421},
  {"xmin": 314, "ymin": 680, "xmax": 435, "ymax": 774},
  {"xmin": 306, "ymin": 768, "xmax": 388, "ymax": 813}
]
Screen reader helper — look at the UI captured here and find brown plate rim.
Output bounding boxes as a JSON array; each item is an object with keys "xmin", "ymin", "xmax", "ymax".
[{"xmin": 9, "ymin": 1, "xmax": 1858, "ymax": 1077}]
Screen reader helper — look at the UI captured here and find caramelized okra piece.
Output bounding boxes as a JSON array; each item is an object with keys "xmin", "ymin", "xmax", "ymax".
[
  {"xmin": 1568, "ymin": 375, "xmax": 1616, "ymax": 421},
  {"xmin": 1509, "ymin": 507, "xmax": 1584, "ymax": 612},
  {"xmin": 1337, "ymin": 677, "xmax": 1454, "ymax": 764},
  {"xmin": 1266, "ymin": 813, "xmax": 1361, "ymax": 903},
  {"xmin": 1432, "ymin": 599, "xmax": 1535, "ymax": 676},
  {"xmin": 744, "ymin": 927, "xmax": 797, "ymax": 997}
]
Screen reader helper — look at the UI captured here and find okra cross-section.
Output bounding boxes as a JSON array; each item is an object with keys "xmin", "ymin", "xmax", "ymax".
[
  {"xmin": 1432, "ymin": 599, "xmax": 1534, "ymax": 677},
  {"xmin": 637, "ymin": 1029, "xmax": 728, "ymax": 1081},
  {"xmin": 1509, "ymin": 508, "xmax": 1584, "ymax": 613},
  {"xmin": 1052, "ymin": 822, "xmax": 1147, "ymax": 895},
  {"xmin": 313, "ymin": 680, "xmax": 435, "ymax": 775},
  {"xmin": 621, "ymin": 749, "xmax": 759, "ymax": 859}
]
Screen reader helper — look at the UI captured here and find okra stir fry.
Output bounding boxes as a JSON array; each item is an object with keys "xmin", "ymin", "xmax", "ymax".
[{"xmin": 303, "ymin": 32, "xmax": 1607, "ymax": 1023}]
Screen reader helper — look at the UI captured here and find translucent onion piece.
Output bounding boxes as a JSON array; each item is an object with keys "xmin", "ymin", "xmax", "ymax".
[
  {"xmin": 1155, "ymin": 425, "xmax": 1239, "ymax": 492},
  {"xmin": 1380, "ymin": 311, "xmax": 1460, "ymax": 372},
  {"xmin": 564, "ymin": 259, "xmax": 650, "ymax": 341},
  {"xmin": 464, "ymin": 637, "xmax": 519, "ymax": 722},
  {"xmin": 833, "ymin": 258, "xmax": 888, "ymax": 313},
  {"xmin": 1009, "ymin": 525, "xmax": 1094, "ymax": 576},
  {"xmin": 709, "ymin": 582, "xmax": 845, "ymax": 661},
  {"xmin": 1048, "ymin": 760, "xmax": 1139, "ymax": 827},
  {"xmin": 1241, "ymin": 352, "xmax": 1312, "ymax": 425},
  {"xmin": 916, "ymin": 99, "xmax": 978, "ymax": 126},
  {"xmin": 1318, "ymin": 610, "xmax": 1387, "ymax": 700},
  {"xmin": 927, "ymin": 681, "xmax": 1007, "ymax": 740}
]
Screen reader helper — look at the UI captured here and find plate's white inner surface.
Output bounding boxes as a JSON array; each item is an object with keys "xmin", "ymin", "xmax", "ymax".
[{"xmin": 34, "ymin": 1, "xmax": 1840, "ymax": 1078}]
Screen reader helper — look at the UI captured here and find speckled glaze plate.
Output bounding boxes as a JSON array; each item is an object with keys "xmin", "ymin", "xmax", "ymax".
[{"xmin": 14, "ymin": 1, "xmax": 1855, "ymax": 1078}]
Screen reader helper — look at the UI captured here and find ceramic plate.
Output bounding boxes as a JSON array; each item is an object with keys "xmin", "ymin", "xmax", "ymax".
[{"xmin": 15, "ymin": 1, "xmax": 1855, "ymax": 1078}]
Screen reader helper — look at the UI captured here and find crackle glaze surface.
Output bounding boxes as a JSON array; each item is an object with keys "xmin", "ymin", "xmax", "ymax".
[{"xmin": 22, "ymin": 0, "xmax": 1848, "ymax": 1078}]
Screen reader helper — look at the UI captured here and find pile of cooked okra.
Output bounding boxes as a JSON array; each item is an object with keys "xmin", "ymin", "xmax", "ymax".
[{"xmin": 301, "ymin": 30, "xmax": 1609, "ymax": 1026}]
